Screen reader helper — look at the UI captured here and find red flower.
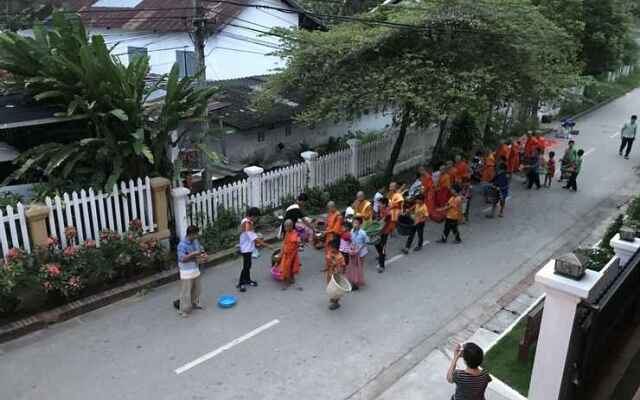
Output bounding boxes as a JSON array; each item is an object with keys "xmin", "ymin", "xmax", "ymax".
[
  {"xmin": 63, "ymin": 246, "xmax": 78, "ymax": 257},
  {"xmin": 84, "ymin": 240, "xmax": 97, "ymax": 248},
  {"xmin": 42, "ymin": 281, "xmax": 53, "ymax": 290},
  {"xmin": 68, "ymin": 276, "xmax": 81, "ymax": 288},
  {"xmin": 127, "ymin": 234, "xmax": 134, "ymax": 242},
  {"xmin": 129, "ymin": 219, "xmax": 143, "ymax": 232},
  {"xmin": 46, "ymin": 264, "xmax": 61, "ymax": 277},
  {"xmin": 6, "ymin": 247, "xmax": 19, "ymax": 260},
  {"xmin": 47, "ymin": 237, "xmax": 59, "ymax": 247}
]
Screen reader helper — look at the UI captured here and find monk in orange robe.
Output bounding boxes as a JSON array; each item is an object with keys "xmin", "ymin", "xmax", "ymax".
[
  {"xmin": 325, "ymin": 201, "xmax": 343, "ymax": 251},
  {"xmin": 524, "ymin": 133, "xmax": 537, "ymax": 159},
  {"xmin": 435, "ymin": 165, "xmax": 452, "ymax": 207},
  {"xmin": 453, "ymin": 155, "xmax": 471, "ymax": 185},
  {"xmin": 388, "ymin": 182, "xmax": 404, "ymax": 223},
  {"xmin": 508, "ymin": 141, "xmax": 521, "ymax": 173},
  {"xmin": 279, "ymin": 219, "xmax": 301, "ymax": 285},
  {"xmin": 419, "ymin": 166, "xmax": 433, "ymax": 193},
  {"xmin": 481, "ymin": 152, "xmax": 496, "ymax": 182},
  {"xmin": 497, "ymin": 142, "xmax": 510, "ymax": 164}
]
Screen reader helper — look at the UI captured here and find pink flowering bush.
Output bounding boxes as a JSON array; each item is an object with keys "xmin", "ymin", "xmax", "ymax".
[
  {"xmin": 1, "ymin": 227, "xmax": 168, "ymax": 316},
  {"xmin": 0, "ymin": 248, "xmax": 36, "ymax": 315}
]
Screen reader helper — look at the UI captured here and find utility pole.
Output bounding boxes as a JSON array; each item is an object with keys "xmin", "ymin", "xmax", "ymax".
[{"xmin": 192, "ymin": 0, "xmax": 212, "ymax": 190}]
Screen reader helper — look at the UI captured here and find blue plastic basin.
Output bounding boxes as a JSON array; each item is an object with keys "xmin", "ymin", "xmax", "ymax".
[{"xmin": 217, "ymin": 295, "xmax": 237, "ymax": 309}]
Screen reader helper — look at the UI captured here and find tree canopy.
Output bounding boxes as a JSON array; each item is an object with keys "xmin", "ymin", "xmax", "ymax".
[{"xmin": 259, "ymin": 0, "xmax": 580, "ymax": 176}]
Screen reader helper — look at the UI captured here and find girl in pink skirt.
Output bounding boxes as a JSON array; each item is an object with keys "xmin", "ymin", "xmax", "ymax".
[{"xmin": 346, "ymin": 217, "xmax": 369, "ymax": 290}]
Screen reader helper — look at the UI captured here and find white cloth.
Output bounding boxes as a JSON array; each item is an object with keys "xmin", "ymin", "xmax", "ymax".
[{"xmin": 179, "ymin": 269, "xmax": 201, "ymax": 280}]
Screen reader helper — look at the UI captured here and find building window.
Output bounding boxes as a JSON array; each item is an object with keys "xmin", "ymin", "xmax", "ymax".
[
  {"xmin": 285, "ymin": 124, "xmax": 292, "ymax": 137},
  {"xmin": 176, "ymin": 50, "xmax": 197, "ymax": 78},
  {"xmin": 128, "ymin": 46, "xmax": 148, "ymax": 63},
  {"xmin": 257, "ymin": 131, "xmax": 266, "ymax": 142}
]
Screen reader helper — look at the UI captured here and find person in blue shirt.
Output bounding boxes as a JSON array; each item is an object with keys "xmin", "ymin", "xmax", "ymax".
[{"xmin": 175, "ymin": 225, "xmax": 206, "ymax": 317}]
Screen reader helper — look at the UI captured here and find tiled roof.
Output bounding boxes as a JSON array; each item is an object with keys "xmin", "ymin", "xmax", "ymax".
[{"xmin": 66, "ymin": 0, "xmax": 320, "ymax": 33}]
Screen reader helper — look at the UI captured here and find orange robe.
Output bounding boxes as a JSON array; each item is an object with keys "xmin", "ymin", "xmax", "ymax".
[
  {"xmin": 435, "ymin": 172, "xmax": 451, "ymax": 207},
  {"xmin": 325, "ymin": 211, "xmax": 343, "ymax": 245},
  {"xmin": 279, "ymin": 231, "xmax": 301, "ymax": 280},
  {"xmin": 481, "ymin": 153, "xmax": 496, "ymax": 182},
  {"xmin": 420, "ymin": 173, "xmax": 434, "ymax": 193},
  {"xmin": 454, "ymin": 161, "xmax": 470, "ymax": 184},
  {"xmin": 354, "ymin": 200, "xmax": 373, "ymax": 222},
  {"xmin": 536, "ymin": 136, "xmax": 546, "ymax": 153},
  {"xmin": 508, "ymin": 142, "xmax": 521, "ymax": 173},
  {"xmin": 524, "ymin": 137, "xmax": 537, "ymax": 159},
  {"xmin": 497, "ymin": 144, "xmax": 510, "ymax": 164},
  {"xmin": 389, "ymin": 191, "xmax": 404, "ymax": 222}
]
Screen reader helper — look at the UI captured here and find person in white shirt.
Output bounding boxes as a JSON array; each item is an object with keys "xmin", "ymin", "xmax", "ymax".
[{"xmin": 620, "ymin": 115, "xmax": 638, "ymax": 159}]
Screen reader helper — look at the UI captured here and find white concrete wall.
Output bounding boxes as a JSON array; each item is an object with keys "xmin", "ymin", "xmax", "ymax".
[
  {"xmin": 214, "ymin": 111, "xmax": 396, "ymax": 164},
  {"xmin": 81, "ymin": 0, "xmax": 297, "ymax": 80}
]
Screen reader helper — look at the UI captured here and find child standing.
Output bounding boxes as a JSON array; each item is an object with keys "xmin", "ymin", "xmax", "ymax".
[
  {"xmin": 339, "ymin": 221, "xmax": 353, "ymax": 266},
  {"xmin": 437, "ymin": 184, "xmax": 463, "ymax": 244},
  {"xmin": 545, "ymin": 151, "xmax": 556, "ymax": 187},
  {"xmin": 402, "ymin": 194, "xmax": 429, "ymax": 253}
]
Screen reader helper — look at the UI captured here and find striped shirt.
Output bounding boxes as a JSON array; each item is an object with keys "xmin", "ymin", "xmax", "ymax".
[{"xmin": 452, "ymin": 369, "xmax": 491, "ymax": 400}]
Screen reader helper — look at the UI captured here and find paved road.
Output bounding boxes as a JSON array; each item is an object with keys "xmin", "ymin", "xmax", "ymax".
[{"xmin": 2, "ymin": 90, "xmax": 640, "ymax": 400}]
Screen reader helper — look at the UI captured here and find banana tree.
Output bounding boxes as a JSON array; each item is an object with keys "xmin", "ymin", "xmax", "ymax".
[{"xmin": 0, "ymin": 13, "xmax": 217, "ymax": 189}]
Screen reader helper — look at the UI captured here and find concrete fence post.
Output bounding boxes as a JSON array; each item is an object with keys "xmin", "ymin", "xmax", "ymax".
[
  {"xmin": 610, "ymin": 233, "xmax": 640, "ymax": 267},
  {"xmin": 301, "ymin": 151, "xmax": 319, "ymax": 188},
  {"xmin": 25, "ymin": 205, "xmax": 50, "ymax": 249},
  {"xmin": 150, "ymin": 177, "xmax": 171, "ymax": 234},
  {"xmin": 171, "ymin": 187, "xmax": 191, "ymax": 241},
  {"xmin": 244, "ymin": 165, "xmax": 264, "ymax": 209},
  {"xmin": 529, "ymin": 260, "xmax": 602, "ymax": 400},
  {"xmin": 347, "ymin": 138, "xmax": 361, "ymax": 178}
]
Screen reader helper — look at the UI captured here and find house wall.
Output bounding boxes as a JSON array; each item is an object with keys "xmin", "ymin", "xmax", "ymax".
[
  {"xmin": 74, "ymin": 0, "xmax": 297, "ymax": 80},
  {"xmin": 211, "ymin": 111, "xmax": 396, "ymax": 164}
]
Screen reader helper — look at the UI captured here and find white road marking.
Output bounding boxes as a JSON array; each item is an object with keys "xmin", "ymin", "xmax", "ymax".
[
  {"xmin": 174, "ymin": 319, "xmax": 280, "ymax": 375},
  {"xmin": 387, "ymin": 254, "xmax": 404, "ymax": 264},
  {"xmin": 583, "ymin": 148, "xmax": 596, "ymax": 157},
  {"xmin": 610, "ymin": 132, "xmax": 620, "ymax": 139},
  {"xmin": 422, "ymin": 240, "xmax": 430, "ymax": 246}
]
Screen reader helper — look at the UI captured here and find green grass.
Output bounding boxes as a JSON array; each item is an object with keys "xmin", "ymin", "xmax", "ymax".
[{"xmin": 484, "ymin": 319, "xmax": 536, "ymax": 397}]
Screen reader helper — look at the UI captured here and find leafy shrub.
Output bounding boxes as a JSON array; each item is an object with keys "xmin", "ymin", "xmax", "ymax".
[
  {"xmin": 34, "ymin": 221, "xmax": 168, "ymax": 300},
  {"xmin": 200, "ymin": 208, "xmax": 241, "ymax": 254},
  {"xmin": 626, "ymin": 196, "xmax": 640, "ymax": 223},
  {"xmin": 0, "ymin": 192, "xmax": 22, "ymax": 208},
  {"xmin": 0, "ymin": 248, "xmax": 36, "ymax": 315},
  {"xmin": 327, "ymin": 175, "xmax": 361, "ymax": 207},
  {"xmin": 576, "ymin": 247, "xmax": 615, "ymax": 272},
  {"xmin": 599, "ymin": 214, "xmax": 624, "ymax": 252},
  {"xmin": 302, "ymin": 186, "xmax": 330, "ymax": 215}
]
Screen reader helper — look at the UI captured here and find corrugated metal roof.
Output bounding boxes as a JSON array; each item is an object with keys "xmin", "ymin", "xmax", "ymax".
[{"xmin": 67, "ymin": 0, "xmax": 321, "ymax": 33}]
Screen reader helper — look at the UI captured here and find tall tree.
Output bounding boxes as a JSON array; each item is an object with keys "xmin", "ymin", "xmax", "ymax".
[
  {"xmin": 259, "ymin": 0, "xmax": 579, "ymax": 177},
  {"xmin": 582, "ymin": 0, "xmax": 632, "ymax": 75}
]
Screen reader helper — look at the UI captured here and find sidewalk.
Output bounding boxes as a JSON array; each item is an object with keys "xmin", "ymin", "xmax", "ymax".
[{"xmin": 376, "ymin": 285, "xmax": 543, "ymax": 400}]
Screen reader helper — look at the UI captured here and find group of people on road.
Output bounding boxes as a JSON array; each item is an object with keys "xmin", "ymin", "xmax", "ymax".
[{"xmin": 173, "ymin": 114, "xmax": 640, "ymax": 318}]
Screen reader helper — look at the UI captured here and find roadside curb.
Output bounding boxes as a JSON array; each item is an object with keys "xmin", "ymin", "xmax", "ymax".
[{"xmin": 0, "ymin": 233, "xmax": 280, "ymax": 344}]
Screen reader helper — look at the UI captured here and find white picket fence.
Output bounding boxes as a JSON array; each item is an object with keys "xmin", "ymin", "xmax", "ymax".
[
  {"xmin": 188, "ymin": 179, "xmax": 249, "ymax": 227},
  {"xmin": 183, "ymin": 129, "xmax": 434, "ymax": 229},
  {"xmin": 0, "ymin": 203, "xmax": 30, "ymax": 258},
  {"xmin": 260, "ymin": 163, "xmax": 307, "ymax": 209},
  {"xmin": 44, "ymin": 177, "xmax": 156, "ymax": 247},
  {"xmin": 314, "ymin": 148, "xmax": 352, "ymax": 188}
]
